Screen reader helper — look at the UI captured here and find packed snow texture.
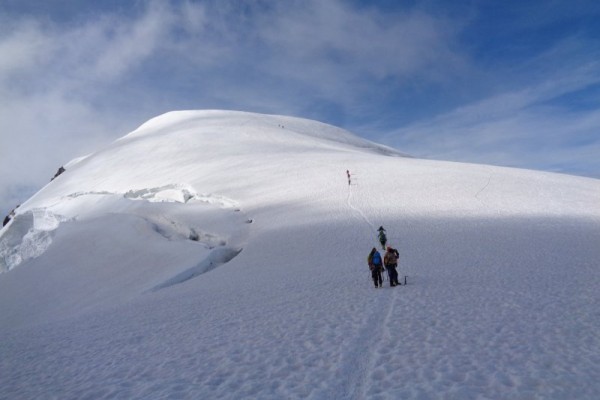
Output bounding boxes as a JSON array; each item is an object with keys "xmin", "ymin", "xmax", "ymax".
[{"xmin": 1, "ymin": 110, "xmax": 599, "ymax": 399}]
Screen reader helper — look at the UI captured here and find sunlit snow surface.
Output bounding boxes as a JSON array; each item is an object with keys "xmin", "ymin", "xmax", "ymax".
[{"xmin": 1, "ymin": 110, "xmax": 599, "ymax": 399}]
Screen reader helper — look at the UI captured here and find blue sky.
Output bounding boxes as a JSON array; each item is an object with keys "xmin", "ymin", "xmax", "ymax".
[{"xmin": 1, "ymin": 0, "xmax": 600, "ymax": 215}]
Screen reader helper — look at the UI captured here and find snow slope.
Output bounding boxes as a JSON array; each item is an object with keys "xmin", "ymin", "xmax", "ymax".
[{"xmin": 1, "ymin": 110, "xmax": 599, "ymax": 399}]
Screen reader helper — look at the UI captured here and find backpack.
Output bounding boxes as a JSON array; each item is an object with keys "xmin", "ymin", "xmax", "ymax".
[
  {"xmin": 386, "ymin": 249, "xmax": 399, "ymax": 265},
  {"xmin": 372, "ymin": 252, "xmax": 382, "ymax": 266}
]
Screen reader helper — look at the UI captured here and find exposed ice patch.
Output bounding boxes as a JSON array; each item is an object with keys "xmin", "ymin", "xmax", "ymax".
[
  {"xmin": 124, "ymin": 185, "xmax": 196, "ymax": 203},
  {"xmin": 144, "ymin": 214, "xmax": 227, "ymax": 249},
  {"xmin": 192, "ymin": 193, "xmax": 239, "ymax": 208},
  {"xmin": 188, "ymin": 228, "xmax": 227, "ymax": 248},
  {"xmin": 32, "ymin": 208, "xmax": 66, "ymax": 231},
  {"xmin": 0, "ymin": 210, "xmax": 63, "ymax": 272},
  {"xmin": 66, "ymin": 191, "xmax": 113, "ymax": 199},
  {"xmin": 123, "ymin": 185, "xmax": 239, "ymax": 208}
]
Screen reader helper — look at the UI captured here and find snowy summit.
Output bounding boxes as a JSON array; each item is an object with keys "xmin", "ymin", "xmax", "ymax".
[{"xmin": 1, "ymin": 110, "xmax": 599, "ymax": 399}]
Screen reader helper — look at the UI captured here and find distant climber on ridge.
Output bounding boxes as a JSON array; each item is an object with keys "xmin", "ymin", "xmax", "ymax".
[{"xmin": 346, "ymin": 170, "xmax": 351, "ymax": 186}]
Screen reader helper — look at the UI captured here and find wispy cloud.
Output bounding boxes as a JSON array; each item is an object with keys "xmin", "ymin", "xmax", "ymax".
[{"xmin": 379, "ymin": 43, "xmax": 600, "ymax": 175}]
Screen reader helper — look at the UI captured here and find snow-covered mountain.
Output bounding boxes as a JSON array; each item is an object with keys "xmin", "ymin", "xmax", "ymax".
[{"xmin": 1, "ymin": 110, "xmax": 599, "ymax": 399}]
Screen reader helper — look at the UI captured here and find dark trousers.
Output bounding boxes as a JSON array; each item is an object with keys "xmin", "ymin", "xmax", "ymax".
[
  {"xmin": 371, "ymin": 267, "xmax": 383, "ymax": 287},
  {"xmin": 386, "ymin": 264, "xmax": 399, "ymax": 286}
]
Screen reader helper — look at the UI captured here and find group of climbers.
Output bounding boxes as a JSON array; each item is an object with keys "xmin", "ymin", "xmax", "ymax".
[
  {"xmin": 367, "ymin": 244, "xmax": 401, "ymax": 288},
  {"xmin": 368, "ymin": 226, "xmax": 401, "ymax": 288}
]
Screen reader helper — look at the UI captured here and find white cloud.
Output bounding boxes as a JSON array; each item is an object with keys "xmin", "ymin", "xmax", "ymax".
[
  {"xmin": 253, "ymin": 1, "xmax": 462, "ymax": 100},
  {"xmin": 89, "ymin": 3, "xmax": 175, "ymax": 81},
  {"xmin": 0, "ymin": 19, "xmax": 54, "ymax": 80}
]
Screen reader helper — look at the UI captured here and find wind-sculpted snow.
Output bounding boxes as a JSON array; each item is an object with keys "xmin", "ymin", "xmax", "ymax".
[{"xmin": 1, "ymin": 110, "xmax": 599, "ymax": 399}]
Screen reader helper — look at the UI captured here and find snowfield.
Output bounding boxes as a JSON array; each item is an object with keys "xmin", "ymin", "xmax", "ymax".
[{"xmin": 1, "ymin": 110, "xmax": 599, "ymax": 399}]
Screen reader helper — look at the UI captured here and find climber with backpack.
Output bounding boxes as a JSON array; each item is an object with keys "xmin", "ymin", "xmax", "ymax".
[
  {"xmin": 384, "ymin": 246, "xmax": 400, "ymax": 287},
  {"xmin": 377, "ymin": 226, "xmax": 387, "ymax": 250},
  {"xmin": 368, "ymin": 247, "xmax": 384, "ymax": 288}
]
